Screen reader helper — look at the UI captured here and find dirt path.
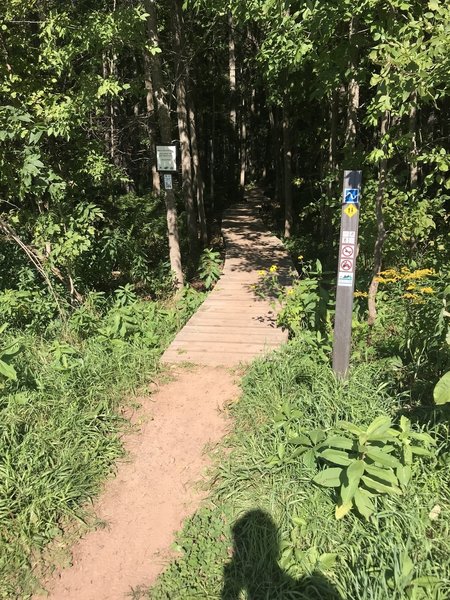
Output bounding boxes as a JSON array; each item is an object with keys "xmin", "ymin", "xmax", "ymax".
[
  {"xmin": 38, "ymin": 367, "xmax": 239, "ymax": 600},
  {"xmin": 38, "ymin": 191, "xmax": 293, "ymax": 599}
]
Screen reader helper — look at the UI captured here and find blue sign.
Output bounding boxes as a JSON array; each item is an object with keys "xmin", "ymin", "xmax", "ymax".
[{"xmin": 344, "ymin": 188, "xmax": 359, "ymax": 204}]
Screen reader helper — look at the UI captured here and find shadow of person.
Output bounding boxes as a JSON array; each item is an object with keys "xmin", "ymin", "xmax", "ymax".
[{"xmin": 222, "ymin": 509, "xmax": 342, "ymax": 600}]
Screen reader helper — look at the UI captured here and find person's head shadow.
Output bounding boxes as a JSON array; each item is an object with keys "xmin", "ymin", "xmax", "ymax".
[{"xmin": 222, "ymin": 509, "xmax": 342, "ymax": 600}]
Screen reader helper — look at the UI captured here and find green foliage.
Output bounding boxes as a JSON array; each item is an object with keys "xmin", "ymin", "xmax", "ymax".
[
  {"xmin": 312, "ymin": 416, "xmax": 434, "ymax": 520},
  {"xmin": 148, "ymin": 344, "xmax": 450, "ymax": 599},
  {"xmin": 0, "ymin": 289, "xmax": 203, "ymax": 598},
  {"xmin": 197, "ymin": 248, "xmax": 222, "ymax": 289},
  {"xmin": 434, "ymin": 372, "xmax": 450, "ymax": 406}
]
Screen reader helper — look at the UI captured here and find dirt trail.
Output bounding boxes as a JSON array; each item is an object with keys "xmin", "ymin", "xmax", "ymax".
[{"xmin": 38, "ymin": 366, "xmax": 239, "ymax": 600}]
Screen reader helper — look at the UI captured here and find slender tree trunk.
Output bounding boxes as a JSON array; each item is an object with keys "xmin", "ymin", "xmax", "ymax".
[
  {"xmin": 229, "ymin": 12, "xmax": 237, "ymax": 131},
  {"xmin": 143, "ymin": 49, "xmax": 161, "ymax": 193},
  {"xmin": 409, "ymin": 92, "xmax": 418, "ymax": 189},
  {"xmin": 283, "ymin": 106, "xmax": 293, "ymax": 238},
  {"xmin": 328, "ymin": 89, "xmax": 338, "ymax": 198},
  {"xmin": 368, "ymin": 110, "xmax": 389, "ymax": 326},
  {"xmin": 188, "ymin": 93, "xmax": 208, "ymax": 246},
  {"xmin": 344, "ymin": 17, "xmax": 359, "ymax": 164},
  {"xmin": 172, "ymin": 0, "xmax": 198, "ymax": 260},
  {"xmin": 145, "ymin": 0, "xmax": 183, "ymax": 287},
  {"xmin": 239, "ymin": 95, "xmax": 247, "ymax": 191}
]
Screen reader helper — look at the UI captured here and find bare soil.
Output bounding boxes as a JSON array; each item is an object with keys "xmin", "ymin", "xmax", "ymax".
[{"xmin": 37, "ymin": 366, "xmax": 239, "ymax": 600}]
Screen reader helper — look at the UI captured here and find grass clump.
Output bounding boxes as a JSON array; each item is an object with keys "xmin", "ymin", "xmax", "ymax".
[
  {"xmin": 0, "ymin": 287, "xmax": 204, "ymax": 599},
  {"xmin": 148, "ymin": 341, "xmax": 450, "ymax": 600}
]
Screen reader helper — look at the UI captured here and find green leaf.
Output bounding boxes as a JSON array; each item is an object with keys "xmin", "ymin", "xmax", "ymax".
[
  {"xmin": 322, "ymin": 435, "xmax": 354, "ymax": 450},
  {"xmin": 319, "ymin": 449, "xmax": 352, "ymax": 466},
  {"xmin": 341, "ymin": 460, "xmax": 365, "ymax": 504},
  {"xmin": 289, "ymin": 433, "xmax": 311, "ymax": 446},
  {"xmin": 366, "ymin": 416, "xmax": 392, "ymax": 439},
  {"xmin": 313, "ymin": 467, "xmax": 343, "ymax": 488},
  {"xmin": 433, "ymin": 371, "xmax": 450, "ymax": 405},
  {"xmin": 353, "ymin": 488, "xmax": 375, "ymax": 519},
  {"xmin": 338, "ymin": 421, "xmax": 364, "ymax": 435},
  {"xmin": 309, "ymin": 429, "xmax": 326, "ymax": 445},
  {"xmin": 318, "ymin": 553, "xmax": 338, "ymax": 570},
  {"xmin": 0, "ymin": 359, "xmax": 17, "ymax": 380},
  {"xmin": 364, "ymin": 463, "xmax": 399, "ymax": 486},
  {"xmin": 366, "ymin": 448, "xmax": 400, "ymax": 468},
  {"xmin": 397, "ymin": 464, "xmax": 412, "ymax": 488},
  {"xmin": 361, "ymin": 475, "xmax": 402, "ymax": 495},
  {"xmin": 410, "ymin": 446, "xmax": 433, "ymax": 457},
  {"xmin": 335, "ymin": 502, "xmax": 352, "ymax": 520}
]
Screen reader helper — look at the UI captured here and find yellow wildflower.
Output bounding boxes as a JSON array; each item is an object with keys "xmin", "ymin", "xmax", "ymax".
[
  {"xmin": 258, "ymin": 270, "xmax": 266, "ymax": 276},
  {"xmin": 354, "ymin": 291, "xmax": 368, "ymax": 298},
  {"xmin": 403, "ymin": 268, "xmax": 434, "ymax": 280},
  {"xmin": 269, "ymin": 265, "xmax": 278, "ymax": 273},
  {"xmin": 420, "ymin": 287, "xmax": 434, "ymax": 294},
  {"xmin": 406, "ymin": 284, "xmax": 416, "ymax": 291},
  {"xmin": 287, "ymin": 289, "xmax": 294, "ymax": 295},
  {"xmin": 298, "ymin": 255, "xmax": 304, "ymax": 260},
  {"xmin": 403, "ymin": 293, "xmax": 420, "ymax": 300}
]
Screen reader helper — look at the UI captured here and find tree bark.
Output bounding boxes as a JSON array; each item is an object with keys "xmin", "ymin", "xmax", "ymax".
[
  {"xmin": 344, "ymin": 17, "xmax": 359, "ymax": 164},
  {"xmin": 368, "ymin": 110, "xmax": 389, "ymax": 326},
  {"xmin": 239, "ymin": 94, "xmax": 247, "ymax": 191},
  {"xmin": 283, "ymin": 106, "xmax": 293, "ymax": 238},
  {"xmin": 145, "ymin": 0, "xmax": 184, "ymax": 287},
  {"xmin": 409, "ymin": 92, "xmax": 418, "ymax": 189},
  {"xmin": 229, "ymin": 12, "xmax": 237, "ymax": 132},
  {"xmin": 188, "ymin": 94, "xmax": 208, "ymax": 246},
  {"xmin": 143, "ymin": 48, "xmax": 161, "ymax": 193},
  {"xmin": 172, "ymin": 0, "xmax": 198, "ymax": 260}
]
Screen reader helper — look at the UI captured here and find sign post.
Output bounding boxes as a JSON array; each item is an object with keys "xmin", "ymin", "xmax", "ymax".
[{"xmin": 332, "ymin": 170, "xmax": 362, "ymax": 378}]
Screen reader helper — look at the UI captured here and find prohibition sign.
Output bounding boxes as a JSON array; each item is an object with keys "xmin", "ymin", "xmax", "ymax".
[
  {"xmin": 341, "ymin": 245, "xmax": 354, "ymax": 258},
  {"xmin": 340, "ymin": 259, "xmax": 353, "ymax": 272}
]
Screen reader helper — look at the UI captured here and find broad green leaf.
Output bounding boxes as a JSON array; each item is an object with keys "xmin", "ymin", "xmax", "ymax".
[
  {"xmin": 338, "ymin": 421, "xmax": 364, "ymax": 435},
  {"xmin": 313, "ymin": 467, "xmax": 343, "ymax": 488},
  {"xmin": 319, "ymin": 449, "xmax": 352, "ymax": 466},
  {"xmin": 366, "ymin": 416, "xmax": 392, "ymax": 439},
  {"xmin": 410, "ymin": 446, "xmax": 433, "ymax": 457},
  {"xmin": 353, "ymin": 488, "xmax": 375, "ymax": 519},
  {"xmin": 362, "ymin": 475, "xmax": 402, "ymax": 495},
  {"xmin": 341, "ymin": 460, "xmax": 365, "ymax": 504},
  {"xmin": 366, "ymin": 448, "xmax": 400, "ymax": 468},
  {"xmin": 309, "ymin": 429, "xmax": 326, "ymax": 445},
  {"xmin": 322, "ymin": 435, "xmax": 353, "ymax": 450},
  {"xmin": 433, "ymin": 371, "xmax": 450, "ymax": 405},
  {"xmin": 335, "ymin": 502, "xmax": 352, "ymax": 520},
  {"xmin": 0, "ymin": 359, "xmax": 17, "ymax": 380},
  {"xmin": 318, "ymin": 553, "xmax": 338, "ymax": 570},
  {"xmin": 289, "ymin": 433, "xmax": 311, "ymax": 446},
  {"xmin": 397, "ymin": 465, "xmax": 412, "ymax": 488},
  {"xmin": 364, "ymin": 463, "xmax": 398, "ymax": 486}
]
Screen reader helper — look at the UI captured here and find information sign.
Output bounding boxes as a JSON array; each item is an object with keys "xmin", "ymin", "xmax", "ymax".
[{"xmin": 156, "ymin": 145, "xmax": 177, "ymax": 172}]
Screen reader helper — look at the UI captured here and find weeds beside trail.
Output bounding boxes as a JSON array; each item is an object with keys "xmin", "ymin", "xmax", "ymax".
[
  {"xmin": 148, "ymin": 341, "xmax": 450, "ymax": 600},
  {"xmin": 0, "ymin": 287, "xmax": 204, "ymax": 599}
]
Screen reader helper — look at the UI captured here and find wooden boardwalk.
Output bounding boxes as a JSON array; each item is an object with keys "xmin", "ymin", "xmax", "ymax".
[{"xmin": 162, "ymin": 191, "xmax": 295, "ymax": 367}]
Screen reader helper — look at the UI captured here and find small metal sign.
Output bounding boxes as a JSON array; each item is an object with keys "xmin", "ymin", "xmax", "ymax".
[
  {"xmin": 156, "ymin": 145, "xmax": 177, "ymax": 172},
  {"xmin": 163, "ymin": 174, "xmax": 173, "ymax": 190},
  {"xmin": 344, "ymin": 204, "xmax": 358, "ymax": 218},
  {"xmin": 344, "ymin": 188, "xmax": 359, "ymax": 204}
]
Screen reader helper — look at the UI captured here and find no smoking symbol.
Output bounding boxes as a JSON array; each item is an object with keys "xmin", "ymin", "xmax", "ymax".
[
  {"xmin": 342, "ymin": 245, "xmax": 354, "ymax": 258},
  {"xmin": 340, "ymin": 259, "xmax": 353, "ymax": 272}
]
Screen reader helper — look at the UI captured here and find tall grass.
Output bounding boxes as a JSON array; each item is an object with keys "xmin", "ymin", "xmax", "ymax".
[
  {"xmin": 0, "ymin": 290, "xmax": 204, "ymax": 599},
  {"xmin": 148, "ymin": 341, "xmax": 450, "ymax": 599}
]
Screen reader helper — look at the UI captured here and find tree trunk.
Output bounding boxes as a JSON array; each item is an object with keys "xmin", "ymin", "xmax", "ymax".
[
  {"xmin": 229, "ymin": 12, "xmax": 237, "ymax": 132},
  {"xmin": 172, "ymin": 0, "xmax": 198, "ymax": 260},
  {"xmin": 145, "ymin": 0, "xmax": 183, "ymax": 287},
  {"xmin": 188, "ymin": 93, "xmax": 208, "ymax": 246},
  {"xmin": 143, "ymin": 48, "xmax": 161, "ymax": 193},
  {"xmin": 368, "ymin": 110, "xmax": 389, "ymax": 326},
  {"xmin": 409, "ymin": 93, "xmax": 418, "ymax": 189},
  {"xmin": 239, "ymin": 95, "xmax": 247, "ymax": 191},
  {"xmin": 344, "ymin": 17, "xmax": 359, "ymax": 164},
  {"xmin": 283, "ymin": 106, "xmax": 293, "ymax": 238}
]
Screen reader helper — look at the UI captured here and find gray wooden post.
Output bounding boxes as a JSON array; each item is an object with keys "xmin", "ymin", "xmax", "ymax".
[{"xmin": 332, "ymin": 170, "xmax": 362, "ymax": 377}]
